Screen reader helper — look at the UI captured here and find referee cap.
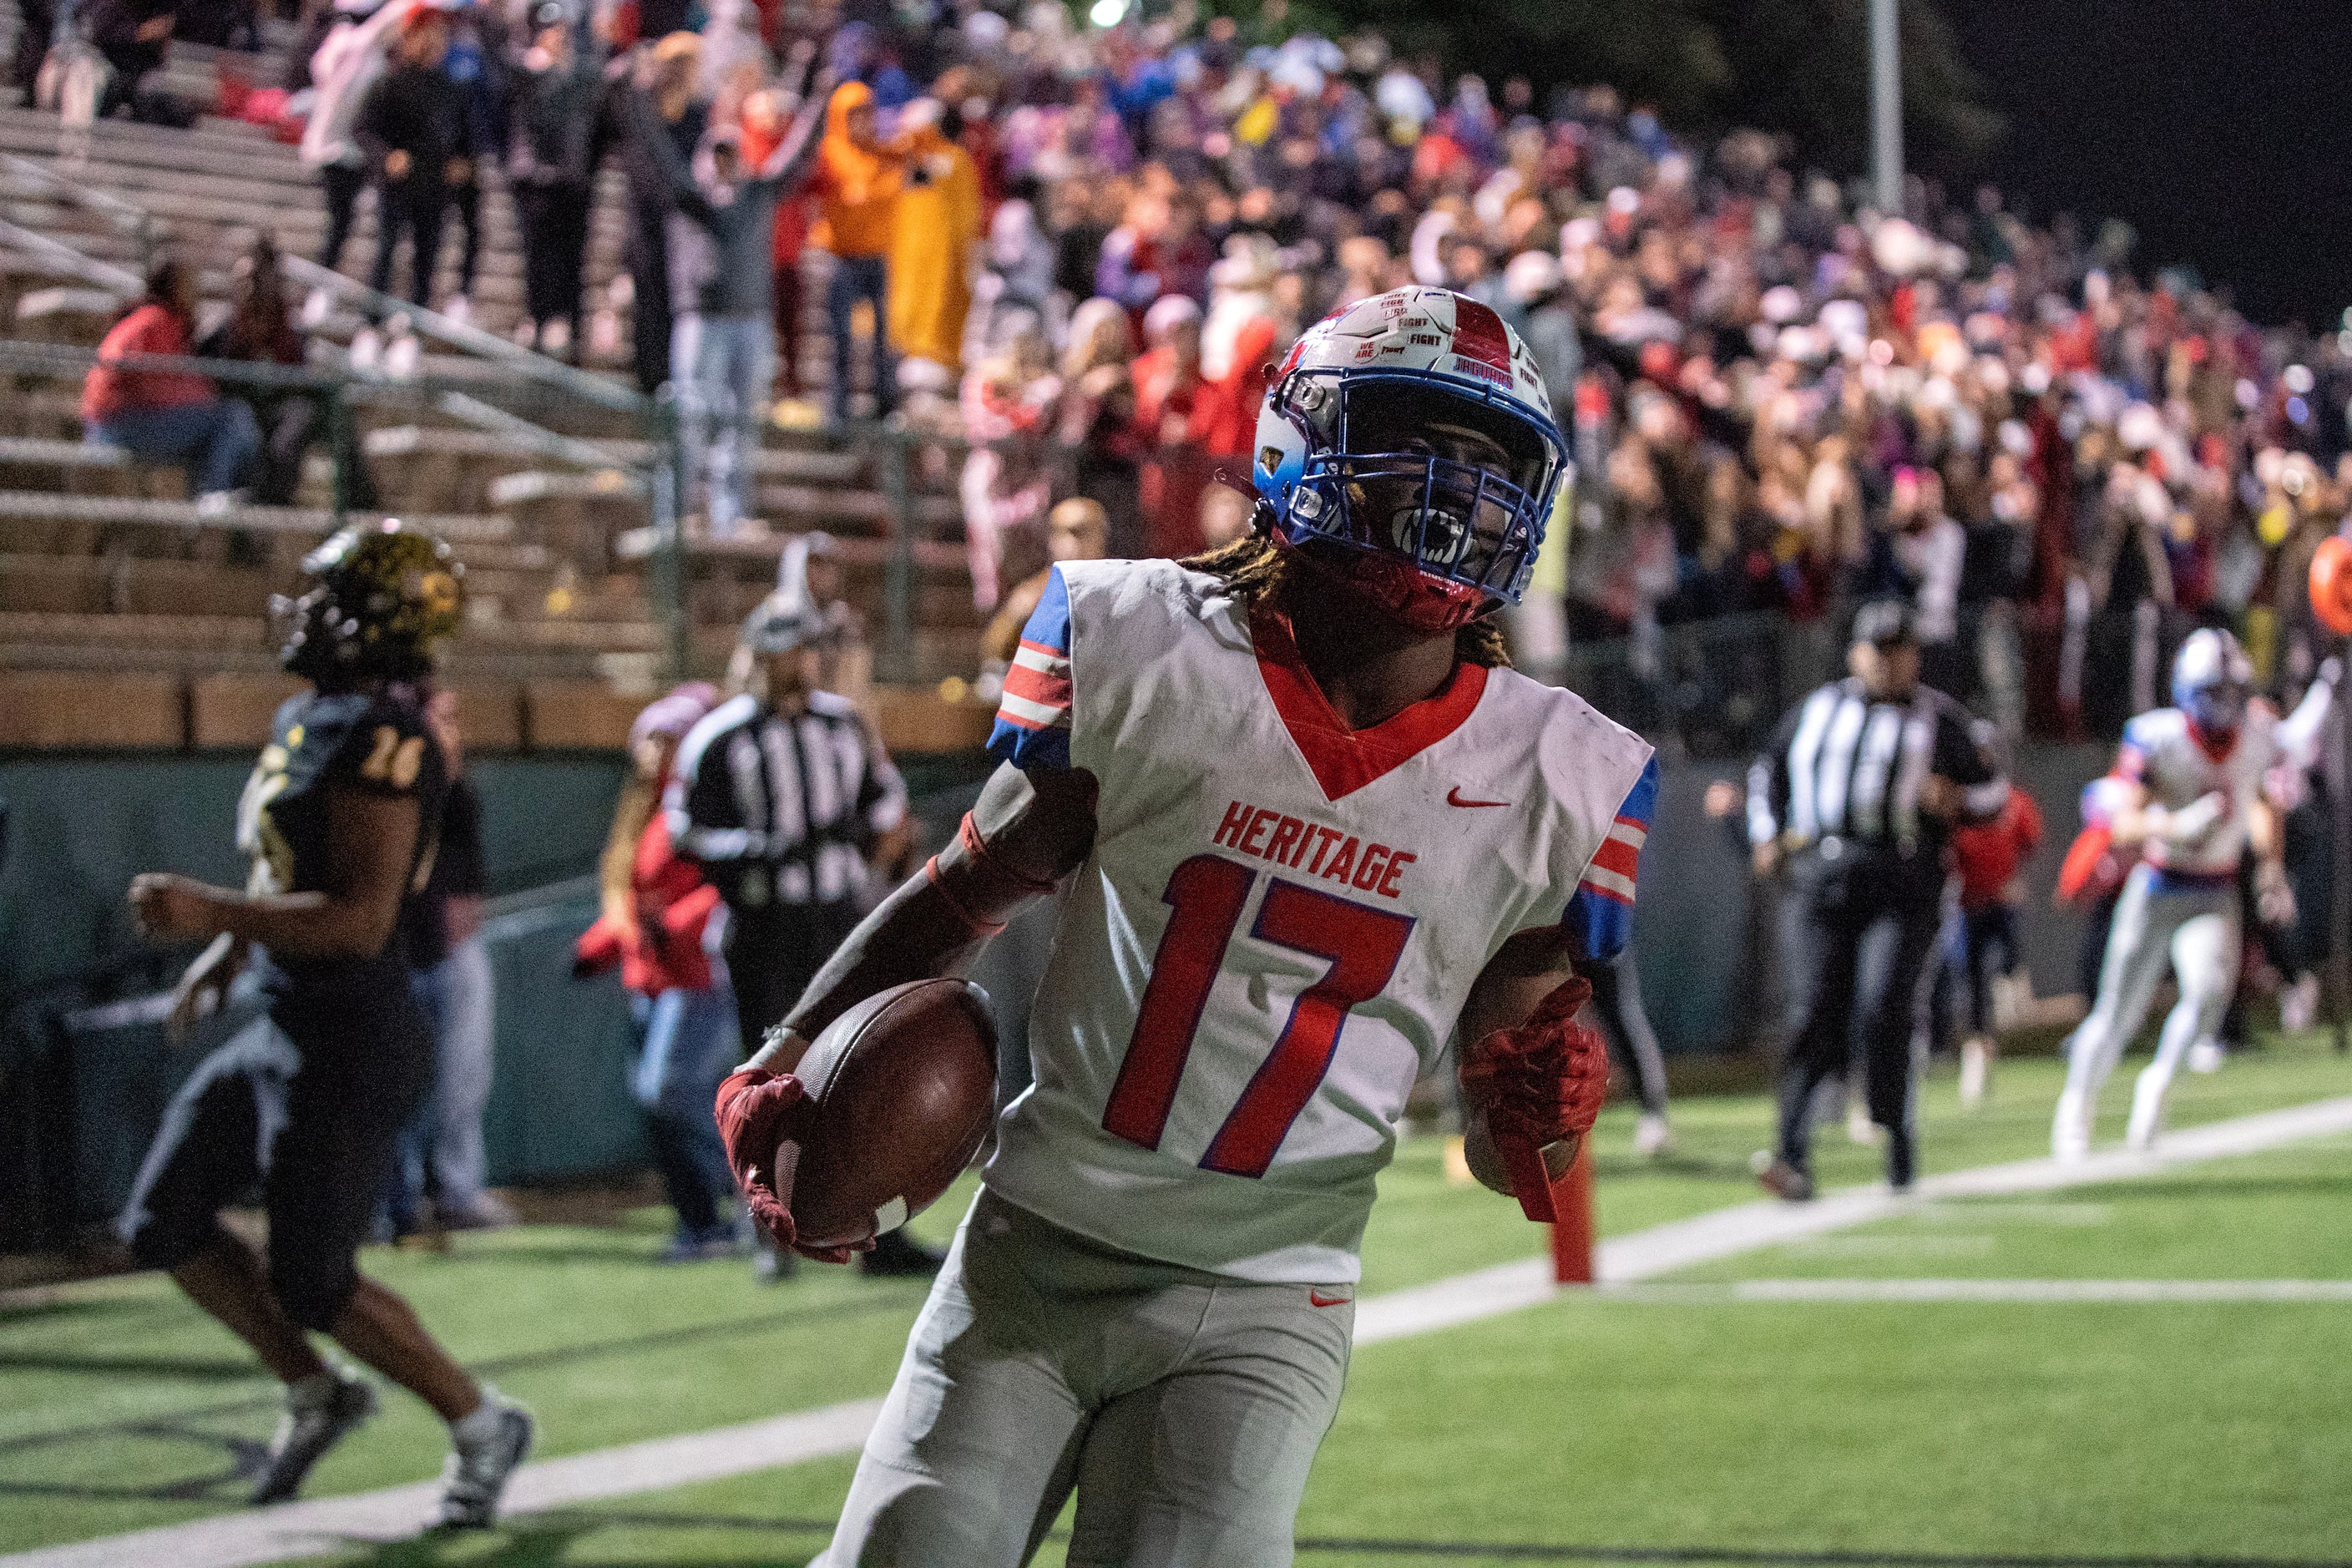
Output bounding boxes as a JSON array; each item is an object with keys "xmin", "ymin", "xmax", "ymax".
[{"xmin": 1850, "ymin": 599, "xmax": 1918, "ymax": 650}]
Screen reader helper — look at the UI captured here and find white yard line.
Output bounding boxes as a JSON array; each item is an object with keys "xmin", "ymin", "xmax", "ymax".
[
  {"xmin": 0, "ymin": 1398, "xmax": 885, "ymax": 1568},
  {"xmin": 1352, "ymin": 1094, "xmax": 2352, "ymax": 1342},
  {"xmin": 1610, "ymin": 1277, "xmax": 2352, "ymax": 1303},
  {"xmin": 11, "ymin": 1094, "xmax": 2351, "ymax": 1568}
]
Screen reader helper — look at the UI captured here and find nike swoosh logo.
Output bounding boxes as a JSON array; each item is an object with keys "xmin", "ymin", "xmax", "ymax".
[
  {"xmin": 1447, "ymin": 787, "xmax": 1507, "ymax": 808},
  {"xmin": 1309, "ymin": 1290, "xmax": 1352, "ymax": 1308}
]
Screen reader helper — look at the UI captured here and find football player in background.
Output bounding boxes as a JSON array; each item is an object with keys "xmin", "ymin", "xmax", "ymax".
[
  {"xmin": 2053, "ymin": 630, "xmax": 2334, "ymax": 1156},
  {"xmin": 118, "ymin": 523, "xmax": 533, "ymax": 1524},
  {"xmin": 716, "ymin": 287, "xmax": 1655, "ymax": 1566}
]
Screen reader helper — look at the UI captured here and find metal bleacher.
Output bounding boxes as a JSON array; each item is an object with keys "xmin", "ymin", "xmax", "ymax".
[{"xmin": 0, "ymin": 9, "xmax": 991, "ymax": 755}]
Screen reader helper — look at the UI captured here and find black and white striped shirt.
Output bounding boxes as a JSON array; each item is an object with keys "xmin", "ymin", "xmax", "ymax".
[
  {"xmin": 665, "ymin": 691, "xmax": 908, "ymax": 908},
  {"xmin": 1748, "ymin": 679, "xmax": 2006, "ymax": 862}
]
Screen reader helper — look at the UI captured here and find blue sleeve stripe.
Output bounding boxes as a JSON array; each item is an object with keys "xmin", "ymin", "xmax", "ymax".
[
  {"xmin": 1024, "ymin": 567, "xmax": 1071, "ymax": 656},
  {"xmin": 988, "ymin": 567, "xmax": 1075, "ymax": 773},
  {"xmin": 1615, "ymin": 753, "xmax": 1661, "ymax": 829},
  {"xmin": 1564, "ymin": 888, "xmax": 1635, "ymax": 963},
  {"xmin": 988, "ymin": 721, "xmax": 1072, "ymax": 772},
  {"xmin": 1563, "ymin": 754, "xmax": 1657, "ymax": 961}
]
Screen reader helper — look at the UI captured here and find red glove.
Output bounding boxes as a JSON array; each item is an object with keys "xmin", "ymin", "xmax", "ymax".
[
  {"xmin": 1459, "ymin": 977, "xmax": 1607, "ymax": 1219},
  {"xmin": 713, "ymin": 1066, "xmax": 860, "ymax": 1264}
]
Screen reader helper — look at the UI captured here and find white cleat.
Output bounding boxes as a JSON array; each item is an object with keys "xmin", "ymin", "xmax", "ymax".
[
  {"xmin": 2126, "ymin": 1067, "xmax": 2170, "ymax": 1152},
  {"xmin": 250, "ymin": 1368, "xmax": 375, "ymax": 1504},
  {"xmin": 1632, "ymin": 1113, "xmax": 1672, "ymax": 1158},
  {"xmin": 2185, "ymin": 1039, "xmax": 2226, "ymax": 1075},
  {"xmin": 2281, "ymin": 974, "xmax": 2319, "ymax": 1034},
  {"xmin": 2051, "ymin": 1088, "xmax": 2093, "ymax": 1163},
  {"xmin": 1991, "ymin": 973, "xmax": 2030, "ymax": 1034},
  {"xmin": 434, "ymin": 1387, "xmax": 534, "ymax": 1530},
  {"xmin": 1959, "ymin": 1035, "xmax": 1994, "ymax": 1109}
]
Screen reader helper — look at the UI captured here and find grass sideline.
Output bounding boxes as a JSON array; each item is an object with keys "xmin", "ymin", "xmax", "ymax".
[
  {"xmin": 3, "ymin": 1029, "xmax": 2347, "ymax": 1563},
  {"xmin": 273, "ymin": 1136, "xmax": 2352, "ymax": 1568}
]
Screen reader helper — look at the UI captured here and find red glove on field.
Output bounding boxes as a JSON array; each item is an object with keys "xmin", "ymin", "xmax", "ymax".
[
  {"xmin": 1459, "ymin": 977, "xmax": 1607, "ymax": 1220},
  {"xmin": 713, "ymin": 1066, "xmax": 859, "ymax": 1264}
]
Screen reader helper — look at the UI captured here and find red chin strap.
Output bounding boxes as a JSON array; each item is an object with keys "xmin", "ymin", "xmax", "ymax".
[
  {"xmin": 1283, "ymin": 538, "xmax": 1491, "ymax": 633},
  {"xmin": 2186, "ymin": 716, "xmax": 2240, "ymax": 763}
]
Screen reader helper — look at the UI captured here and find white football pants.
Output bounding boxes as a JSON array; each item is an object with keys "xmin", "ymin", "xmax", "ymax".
[
  {"xmin": 817, "ymin": 1188, "xmax": 1353, "ymax": 1568},
  {"xmin": 2053, "ymin": 863, "xmax": 2239, "ymax": 1158}
]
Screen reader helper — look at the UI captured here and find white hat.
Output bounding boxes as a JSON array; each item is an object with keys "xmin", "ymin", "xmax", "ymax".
[
  {"xmin": 1142, "ymin": 293, "xmax": 1202, "ymax": 341},
  {"xmin": 1502, "ymin": 250, "xmax": 1562, "ymax": 306}
]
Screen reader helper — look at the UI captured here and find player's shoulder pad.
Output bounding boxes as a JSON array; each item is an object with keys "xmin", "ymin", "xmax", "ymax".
[
  {"xmin": 1510, "ymin": 671, "xmax": 1655, "ymax": 822},
  {"xmin": 988, "ymin": 559, "xmax": 1220, "ymax": 774},
  {"xmin": 316, "ymin": 687, "xmax": 439, "ymax": 795},
  {"xmin": 1057, "ymin": 555, "xmax": 1222, "ymax": 630},
  {"xmin": 2122, "ymin": 706, "xmax": 2186, "ymax": 753},
  {"xmin": 1531, "ymin": 680, "xmax": 1656, "ymax": 962},
  {"xmin": 286, "ymin": 687, "xmax": 367, "ymax": 747}
]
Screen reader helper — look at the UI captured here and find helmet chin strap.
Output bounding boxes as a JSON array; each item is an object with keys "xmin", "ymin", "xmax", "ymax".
[
  {"xmin": 2186, "ymin": 712, "xmax": 2241, "ymax": 761},
  {"xmin": 1284, "ymin": 534, "xmax": 1489, "ymax": 634}
]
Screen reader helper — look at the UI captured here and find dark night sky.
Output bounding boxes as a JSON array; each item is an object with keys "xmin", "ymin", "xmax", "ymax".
[{"xmin": 1940, "ymin": 0, "xmax": 2352, "ymax": 328}]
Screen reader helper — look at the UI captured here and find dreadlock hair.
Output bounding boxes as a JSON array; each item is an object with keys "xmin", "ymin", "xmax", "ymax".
[{"xmin": 1181, "ymin": 518, "xmax": 1515, "ymax": 670}]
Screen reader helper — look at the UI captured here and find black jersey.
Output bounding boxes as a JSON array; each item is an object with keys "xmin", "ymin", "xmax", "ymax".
[{"xmin": 236, "ymin": 685, "xmax": 448, "ymax": 994}]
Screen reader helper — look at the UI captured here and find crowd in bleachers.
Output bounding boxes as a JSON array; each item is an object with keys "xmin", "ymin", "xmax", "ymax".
[{"xmin": 36, "ymin": 0, "xmax": 2352, "ymax": 735}]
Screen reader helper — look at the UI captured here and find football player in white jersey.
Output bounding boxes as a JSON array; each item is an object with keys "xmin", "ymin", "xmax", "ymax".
[
  {"xmin": 2052, "ymin": 630, "xmax": 2314, "ymax": 1157},
  {"xmin": 711, "ymin": 287, "xmax": 1657, "ymax": 1567}
]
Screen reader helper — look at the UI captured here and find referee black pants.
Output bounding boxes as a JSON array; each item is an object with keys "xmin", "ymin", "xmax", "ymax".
[
  {"xmin": 723, "ymin": 898, "xmax": 865, "ymax": 1055},
  {"xmin": 1775, "ymin": 846, "xmax": 1943, "ymax": 1186},
  {"xmin": 1589, "ymin": 948, "xmax": 1668, "ymax": 1117}
]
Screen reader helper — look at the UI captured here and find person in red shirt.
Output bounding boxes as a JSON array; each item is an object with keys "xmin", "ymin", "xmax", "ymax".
[
  {"xmin": 741, "ymin": 79, "xmax": 813, "ymax": 403},
  {"xmin": 1131, "ymin": 293, "xmax": 1207, "ymax": 558},
  {"xmin": 574, "ymin": 683, "xmax": 743, "ymax": 1262},
  {"xmin": 82, "ymin": 256, "xmax": 259, "ymax": 508},
  {"xmin": 1950, "ymin": 779, "xmax": 2044, "ymax": 1106}
]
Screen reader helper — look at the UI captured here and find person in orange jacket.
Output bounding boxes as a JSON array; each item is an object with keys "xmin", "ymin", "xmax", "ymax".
[
  {"xmin": 809, "ymin": 78, "xmax": 904, "ymax": 424},
  {"xmin": 575, "ymin": 683, "xmax": 743, "ymax": 1262}
]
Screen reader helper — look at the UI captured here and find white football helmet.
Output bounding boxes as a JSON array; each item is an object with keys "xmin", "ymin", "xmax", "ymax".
[
  {"xmin": 2171, "ymin": 627, "xmax": 2253, "ymax": 737},
  {"xmin": 1252, "ymin": 286, "xmax": 1566, "ymax": 630}
]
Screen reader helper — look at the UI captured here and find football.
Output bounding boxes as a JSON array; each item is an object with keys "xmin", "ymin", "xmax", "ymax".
[{"xmin": 779, "ymin": 979, "xmax": 999, "ymax": 1249}]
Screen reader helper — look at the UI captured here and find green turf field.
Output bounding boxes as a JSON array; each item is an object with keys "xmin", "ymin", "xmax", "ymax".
[{"xmin": 4, "ymin": 1031, "xmax": 2349, "ymax": 1566}]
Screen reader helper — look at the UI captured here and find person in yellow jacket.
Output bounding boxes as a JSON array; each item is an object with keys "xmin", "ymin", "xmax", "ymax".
[
  {"xmin": 885, "ymin": 98, "xmax": 982, "ymax": 382},
  {"xmin": 811, "ymin": 79, "xmax": 903, "ymax": 423}
]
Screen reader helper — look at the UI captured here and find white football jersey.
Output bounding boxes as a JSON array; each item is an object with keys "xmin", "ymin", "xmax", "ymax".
[
  {"xmin": 2116, "ymin": 702, "xmax": 2279, "ymax": 881},
  {"xmin": 983, "ymin": 559, "xmax": 1656, "ymax": 1282}
]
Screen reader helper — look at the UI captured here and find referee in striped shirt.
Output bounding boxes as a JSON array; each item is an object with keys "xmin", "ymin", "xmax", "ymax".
[
  {"xmin": 668, "ymin": 589, "xmax": 913, "ymax": 1046},
  {"xmin": 1748, "ymin": 600, "xmax": 2008, "ymax": 1199}
]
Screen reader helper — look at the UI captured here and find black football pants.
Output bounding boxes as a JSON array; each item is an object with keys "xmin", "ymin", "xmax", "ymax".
[
  {"xmin": 118, "ymin": 979, "xmax": 433, "ymax": 1329},
  {"xmin": 722, "ymin": 897, "xmax": 866, "ymax": 1055},
  {"xmin": 1588, "ymin": 947, "xmax": 1668, "ymax": 1117},
  {"xmin": 1773, "ymin": 847, "xmax": 1942, "ymax": 1187}
]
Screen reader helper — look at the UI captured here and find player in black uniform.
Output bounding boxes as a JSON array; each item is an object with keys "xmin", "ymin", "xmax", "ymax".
[{"xmin": 119, "ymin": 521, "xmax": 534, "ymax": 1525}]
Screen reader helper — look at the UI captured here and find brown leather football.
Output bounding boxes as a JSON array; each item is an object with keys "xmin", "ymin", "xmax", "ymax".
[{"xmin": 779, "ymin": 979, "xmax": 999, "ymax": 1249}]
